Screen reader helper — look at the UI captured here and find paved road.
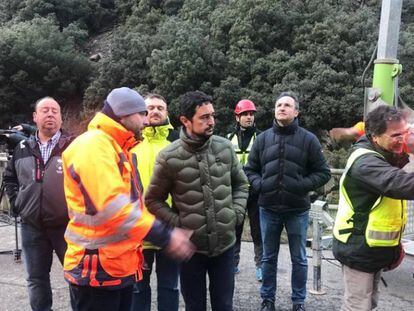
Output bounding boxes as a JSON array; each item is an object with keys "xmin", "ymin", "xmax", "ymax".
[{"xmin": 0, "ymin": 221, "xmax": 413, "ymax": 310}]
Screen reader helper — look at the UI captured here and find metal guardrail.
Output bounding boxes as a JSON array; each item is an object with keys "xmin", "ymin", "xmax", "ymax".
[{"xmin": 405, "ymin": 201, "xmax": 414, "ymax": 236}]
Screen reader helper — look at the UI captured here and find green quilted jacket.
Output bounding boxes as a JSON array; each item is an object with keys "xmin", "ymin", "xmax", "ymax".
[{"xmin": 145, "ymin": 129, "xmax": 249, "ymax": 257}]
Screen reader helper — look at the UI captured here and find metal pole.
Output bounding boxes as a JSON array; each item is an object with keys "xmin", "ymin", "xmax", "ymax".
[
  {"xmin": 377, "ymin": 0, "xmax": 403, "ymax": 60},
  {"xmin": 372, "ymin": 0, "xmax": 403, "ymax": 106},
  {"xmin": 13, "ymin": 217, "xmax": 21, "ymax": 262},
  {"xmin": 309, "ymin": 215, "xmax": 326, "ymax": 295}
]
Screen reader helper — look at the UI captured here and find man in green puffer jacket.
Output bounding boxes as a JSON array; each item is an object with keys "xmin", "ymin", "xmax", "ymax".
[
  {"xmin": 130, "ymin": 94, "xmax": 179, "ymax": 311},
  {"xmin": 145, "ymin": 90, "xmax": 249, "ymax": 311}
]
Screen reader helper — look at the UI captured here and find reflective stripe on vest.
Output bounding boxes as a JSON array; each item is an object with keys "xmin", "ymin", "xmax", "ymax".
[
  {"xmin": 230, "ymin": 132, "xmax": 255, "ymax": 165},
  {"xmin": 333, "ymin": 148, "xmax": 406, "ymax": 247},
  {"xmin": 68, "ymin": 194, "xmax": 130, "ymax": 226},
  {"xmin": 368, "ymin": 230, "xmax": 400, "ymax": 241},
  {"xmin": 65, "ymin": 200, "xmax": 142, "ymax": 249},
  {"xmin": 69, "ymin": 165, "xmax": 98, "ymax": 215}
]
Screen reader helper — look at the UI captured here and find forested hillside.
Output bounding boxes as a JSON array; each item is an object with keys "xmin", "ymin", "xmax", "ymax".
[{"xmin": 1, "ymin": 0, "xmax": 413, "ymax": 134}]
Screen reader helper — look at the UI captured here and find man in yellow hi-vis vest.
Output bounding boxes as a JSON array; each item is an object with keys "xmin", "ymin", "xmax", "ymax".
[
  {"xmin": 130, "ymin": 94, "xmax": 180, "ymax": 311},
  {"xmin": 332, "ymin": 105, "xmax": 414, "ymax": 311}
]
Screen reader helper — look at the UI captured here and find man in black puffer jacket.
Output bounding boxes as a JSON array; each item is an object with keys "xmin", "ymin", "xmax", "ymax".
[
  {"xmin": 3, "ymin": 97, "xmax": 74, "ymax": 311},
  {"xmin": 245, "ymin": 92, "xmax": 331, "ymax": 311}
]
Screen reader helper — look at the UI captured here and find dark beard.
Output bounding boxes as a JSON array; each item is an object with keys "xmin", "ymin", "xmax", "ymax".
[
  {"xmin": 196, "ymin": 128, "xmax": 214, "ymax": 141},
  {"xmin": 184, "ymin": 128, "xmax": 213, "ymax": 142},
  {"xmin": 134, "ymin": 130, "xmax": 143, "ymax": 141}
]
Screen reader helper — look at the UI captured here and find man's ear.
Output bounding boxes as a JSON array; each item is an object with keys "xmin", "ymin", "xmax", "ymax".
[
  {"xmin": 179, "ymin": 115, "xmax": 189, "ymax": 126},
  {"xmin": 294, "ymin": 109, "xmax": 299, "ymax": 118},
  {"xmin": 371, "ymin": 134, "xmax": 379, "ymax": 145}
]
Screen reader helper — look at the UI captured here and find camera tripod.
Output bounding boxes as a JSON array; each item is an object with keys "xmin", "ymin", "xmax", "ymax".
[{"xmin": 0, "ymin": 179, "xmax": 22, "ymax": 262}]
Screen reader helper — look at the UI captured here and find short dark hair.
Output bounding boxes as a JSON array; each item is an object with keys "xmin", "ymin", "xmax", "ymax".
[
  {"xmin": 145, "ymin": 93, "xmax": 167, "ymax": 105},
  {"xmin": 180, "ymin": 91, "xmax": 213, "ymax": 120},
  {"xmin": 275, "ymin": 91, "xmax": 299, "ymax": 110},
  {"xmin": 366, "ymin": 105, "xmax": 405, "ymax": 137}
]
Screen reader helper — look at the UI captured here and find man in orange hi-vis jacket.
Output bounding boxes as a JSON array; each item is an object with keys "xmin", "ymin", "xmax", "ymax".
[{"xmin": 62, "ymin": 87, "xmax": 195, "ymax": 311}]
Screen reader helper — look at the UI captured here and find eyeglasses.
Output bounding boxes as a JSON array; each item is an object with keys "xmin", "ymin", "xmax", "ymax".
[{"xmin": 381, "ymin": 130, "xmax": 409, "ymax": 141}]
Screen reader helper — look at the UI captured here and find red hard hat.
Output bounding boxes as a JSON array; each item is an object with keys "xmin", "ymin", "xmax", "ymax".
[{"xmin": 234, "ymin": 99, "xmax": 257, "ymax": 115}]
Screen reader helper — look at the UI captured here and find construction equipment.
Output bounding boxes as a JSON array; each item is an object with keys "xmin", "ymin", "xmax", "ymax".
[{"xmin": 364, "ymin": 0, "xmax": 403, "ymax": 116}]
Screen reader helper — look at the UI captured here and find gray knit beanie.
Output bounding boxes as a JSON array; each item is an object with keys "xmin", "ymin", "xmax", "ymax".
[{"xmin": 106, "ymin": 87, "xmax": 147, "ymax": 117}]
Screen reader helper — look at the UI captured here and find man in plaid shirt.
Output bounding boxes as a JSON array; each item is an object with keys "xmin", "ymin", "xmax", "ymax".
[{"xmin": 3, "ymin": 97, "xmax": 74, "ymax": 311}]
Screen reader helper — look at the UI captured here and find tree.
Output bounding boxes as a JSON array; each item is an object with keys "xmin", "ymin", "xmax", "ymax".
[
  {"xmin": 15, "ymin": 0, "xmax": 116, "ymax": 33},
  {"xmin": 28, "ymin": 0, "xmax": 414, "ymax": 136},
  {"xmin": 0, "ymin": 17, "xmax": 92, "ymax": 126}
]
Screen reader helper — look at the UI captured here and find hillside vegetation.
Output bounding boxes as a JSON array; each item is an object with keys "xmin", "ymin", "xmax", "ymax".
[{"xmin": 1, "ymin": 0, "xmax": 413, "ymax": 134}]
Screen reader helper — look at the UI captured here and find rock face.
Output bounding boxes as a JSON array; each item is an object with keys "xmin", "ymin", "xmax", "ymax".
[{"xmin": 85, "ymin": 30, "xmax": 114, "ymax": 62}]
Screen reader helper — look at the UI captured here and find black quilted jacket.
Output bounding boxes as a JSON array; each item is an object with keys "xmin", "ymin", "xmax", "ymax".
[{"xmin": 244, "ymin": 118, "xmax": 331, "ymax": 213}]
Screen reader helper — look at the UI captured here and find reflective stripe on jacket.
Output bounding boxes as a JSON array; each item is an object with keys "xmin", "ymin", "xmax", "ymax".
[
  {"xmin": 131, "ymin": 123, "xmax": 173, "ymax": 250},
  {"xmin": 333, "ymin": 148, "xmax": 407, "ymax": 247},
  {"xmin": 62, "ymin": 112, "xmax": 155, "ymax": 289}
]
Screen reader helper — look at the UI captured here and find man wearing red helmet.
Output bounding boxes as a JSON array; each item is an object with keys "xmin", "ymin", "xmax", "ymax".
[{"xmin": 227, "ymin": 99, "xmax": 263, "ymax": 282}]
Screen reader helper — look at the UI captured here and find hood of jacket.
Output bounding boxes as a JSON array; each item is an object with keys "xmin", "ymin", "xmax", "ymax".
[{"xmin": 88, "ymin": 112, "xmax": 137, "ymax": 150}]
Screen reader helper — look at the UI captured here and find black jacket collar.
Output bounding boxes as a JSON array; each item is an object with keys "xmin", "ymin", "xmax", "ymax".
[{"xmin": 272, "ymin": 118, "xmax": 299, "ymax": 135}]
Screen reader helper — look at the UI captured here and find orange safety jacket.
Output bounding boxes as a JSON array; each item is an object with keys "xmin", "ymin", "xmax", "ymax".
[{"xmin": 62, "ymin": 112, "xmax": 155, "ymax": 289}]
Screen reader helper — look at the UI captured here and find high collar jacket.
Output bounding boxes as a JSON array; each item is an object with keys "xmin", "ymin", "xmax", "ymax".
[
  {"xmin": 145, "ymin": 129, "xmax": 249, "ymax": 257},
  {"xmin": 62, "ymin": 112, "xmax": 158, "ymax": 288}
]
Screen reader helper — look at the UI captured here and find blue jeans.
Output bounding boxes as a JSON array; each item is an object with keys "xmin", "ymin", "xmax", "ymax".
[
  {"xmin": 21, "ymin": 223, "xmax": 67, "ymax": 311},
  {"xmin": 180, "ymin": 246, "xmax": 235, "ymax": 311},
  {"xmin": 260, "ymin": 207, "xmax": 309, "ymax": 304},
  {"xmin": 131, "ymin": 249, "xmax": 179, "ymax": 311}
]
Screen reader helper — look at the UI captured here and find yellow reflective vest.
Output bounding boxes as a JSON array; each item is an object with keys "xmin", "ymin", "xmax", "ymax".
[
  {"xmin": 130, "ymin": 123, "xmax": 173, "ymax": 250},
  {"xmin": 229, "ymin": 132, "xmax": 256, "ymax": 165},
  {"xmin": 333, "ymin": 148, "xmax": 407, "ymax": 247}
]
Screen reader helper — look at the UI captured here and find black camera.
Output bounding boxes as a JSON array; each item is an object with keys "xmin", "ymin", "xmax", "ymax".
[{"xmin": 0, "ymin": 124, "xmax": 35, "ymax": 154}]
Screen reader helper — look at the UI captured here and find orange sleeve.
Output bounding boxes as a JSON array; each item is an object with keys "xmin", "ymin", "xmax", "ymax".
[{"xmin": 353, "ymin": 121, "xmax": 365, "ymax": 137}]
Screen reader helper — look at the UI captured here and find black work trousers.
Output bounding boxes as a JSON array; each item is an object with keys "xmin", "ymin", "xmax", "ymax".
[
  {"xmin": 234, "ymin": 195, "xmax": 263, "ymax": 268},
  {"xmin": 69, "ymin": 284, "xmax": 133, "ymax": 311}
]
